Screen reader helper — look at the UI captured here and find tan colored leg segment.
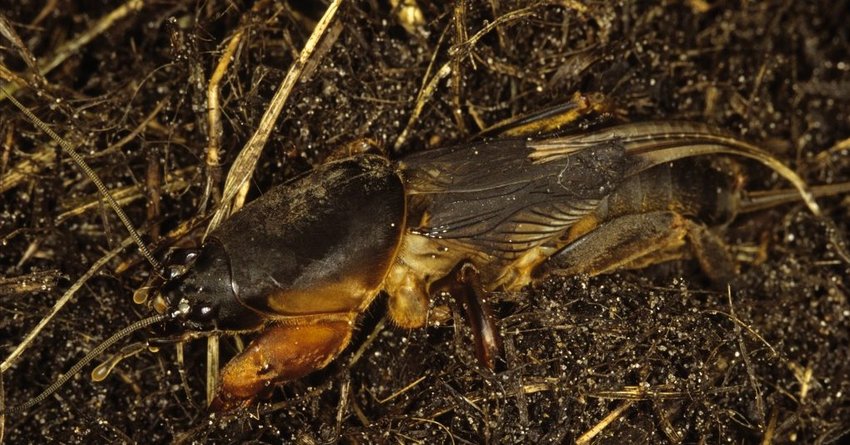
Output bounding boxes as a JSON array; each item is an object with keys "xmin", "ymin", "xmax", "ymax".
[
  {"xmin": 385, "ymin": 265, "xmax": 431, "ymax": 329},
  {"xmin": 210, "ymin": 318, "xmax": 353, "ymax": 412},
  {"xmin": 542, "ymin": 211, "xmax": 735, "ymax": 284},
  {"xmin": 683, "ymin": 221, "xmax": 737, "ymax": 283}
]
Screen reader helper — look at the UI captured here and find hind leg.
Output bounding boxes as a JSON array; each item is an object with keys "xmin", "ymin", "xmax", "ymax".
[{"xmin": 540, "ymin": 211, "xmax": 736, "ymax": 284}]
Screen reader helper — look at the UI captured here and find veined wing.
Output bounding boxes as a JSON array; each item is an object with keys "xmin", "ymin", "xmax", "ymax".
[
  {"xmin": 532, "ymin": 121, "xmax": 819, "ymax": 213},
  {"xmin": 397, "ymin": 121, "xmax": 819, "ymax": 259},
  {"xmin": 398, "ymin": 137, "xmax": 627, "ymax": 257}
]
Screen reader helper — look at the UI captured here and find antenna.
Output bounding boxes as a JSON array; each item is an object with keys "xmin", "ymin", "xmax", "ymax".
[
  {"xmin": 0, "ymin": 85, "xmax": 161, "ymax": 270},
  {"xmin": 3, "ymin": 313, "xmax": 171, "ymax": 415}
]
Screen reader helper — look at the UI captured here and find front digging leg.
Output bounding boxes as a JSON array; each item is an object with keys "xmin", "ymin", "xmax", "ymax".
[{"xmin": 210, "ymin": 317, "xmax": 354, "ymax": 412}]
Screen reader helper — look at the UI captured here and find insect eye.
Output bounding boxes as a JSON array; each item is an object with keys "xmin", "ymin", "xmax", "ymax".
[
  {"xmin": 161, "ymin": 248, "xmax": 202, "ymax": 279},
  {"xmin": 166, "ymin": 248, "xmax": 201, "ymax": 266},
  {"xmin": 183, "ymin": 251, "xmax": 199, "ymax": 263}
]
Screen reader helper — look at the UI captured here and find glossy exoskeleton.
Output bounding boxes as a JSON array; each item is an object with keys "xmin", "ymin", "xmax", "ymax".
[
  {"xmin": 149, "ymin": 121, "xmax": 833, "ymax": 410},
  {"xmin": 156, "ymin": 155, "xmax": 406, "ymax": 409}
]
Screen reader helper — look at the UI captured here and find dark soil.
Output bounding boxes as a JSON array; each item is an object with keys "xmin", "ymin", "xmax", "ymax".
[{"xmin": 1, "ymin": 1, "xmax": 849, "ymax": 443}]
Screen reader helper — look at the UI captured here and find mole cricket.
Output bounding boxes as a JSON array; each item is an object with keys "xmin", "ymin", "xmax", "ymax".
[
  {"xmin": 1, "ymin": 3, "xmax": 849, "ymax": 441},
  {"xmin": 3, "ymin": 84, "xmax": 848, "ymax": 413}
]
